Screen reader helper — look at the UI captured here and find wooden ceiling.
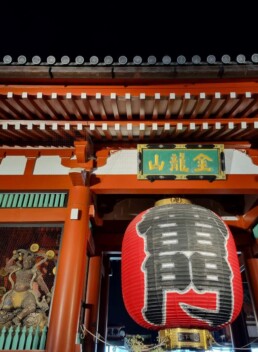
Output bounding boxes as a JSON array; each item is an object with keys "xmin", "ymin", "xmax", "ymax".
[
  {"xmin": 0, "ymin": 63, "xmax": 258, "ymax": 147},
  {"xmin": 0, "ymin": 89, "xmax": 258, "ymax": 146}
]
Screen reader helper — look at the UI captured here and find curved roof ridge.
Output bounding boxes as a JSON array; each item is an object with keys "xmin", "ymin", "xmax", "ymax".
[{"xmin": 1, "ymin": 53, "xmax": 258, "ymax": 67}]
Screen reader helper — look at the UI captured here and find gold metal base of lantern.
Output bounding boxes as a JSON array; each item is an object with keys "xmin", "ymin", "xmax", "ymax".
[
  {"xmin": 155, "ymin": 197, "xmax": 192, "ymax": 207},
  {"xmin": 159, "ymin": 328, "xmax": 213, "ymax": 350}
]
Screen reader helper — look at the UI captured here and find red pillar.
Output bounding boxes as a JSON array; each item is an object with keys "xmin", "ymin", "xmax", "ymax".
[
  {"xmin": 246, "ymin": 258, "xmax": 258, "ymax": 318},
  {"xmin": 85, "ymin": 256, "xmax": 102, "ymax": 352},
  {"xmin": 97, "ymin": 254, "xmax": 110, "ymax": 352},
  {"xmin": 46, "ymin": 183, "xmax": 91, "ymax": 352}
]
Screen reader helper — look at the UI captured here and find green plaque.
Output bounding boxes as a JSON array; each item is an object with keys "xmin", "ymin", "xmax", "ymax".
[{"xmin": 137, "ymin": 144, "xmax": 226, "ymax": 180}]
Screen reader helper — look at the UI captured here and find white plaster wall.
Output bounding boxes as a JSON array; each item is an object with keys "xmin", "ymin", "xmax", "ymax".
[
  {"xmin": 33, "ymin": 156, "xmax": 70, "ymax": 175},
  {"xmin": 224, "ymin": 149, "xmax": 258, "ymax": 174},
  {"xmin": 94, "ymin": 150, "xmax": 137, "ymax": 175},
  {"xmin": 0, "ymin": 156, "xmax": 27, "ymax": 174}
]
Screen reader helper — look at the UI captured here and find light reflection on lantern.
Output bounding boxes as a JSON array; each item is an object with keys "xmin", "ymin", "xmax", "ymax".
[{"xmin": 121, "ymin": 198, "xmax": 243, "ymax": 350}]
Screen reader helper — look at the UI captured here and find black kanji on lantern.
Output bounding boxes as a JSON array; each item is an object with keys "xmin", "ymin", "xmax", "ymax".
[{"xmin": 137, "ymin": 204, "xmax": 233, "ymax": 327}]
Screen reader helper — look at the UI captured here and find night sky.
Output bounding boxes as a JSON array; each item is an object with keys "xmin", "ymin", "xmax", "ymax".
[{"xmin": 0, "ymin": 1, "xmax": 256, "ymax": 63}]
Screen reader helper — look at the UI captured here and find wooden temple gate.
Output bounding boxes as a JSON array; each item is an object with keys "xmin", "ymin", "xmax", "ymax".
[{"xmin": 0, "ymin": 59, "xmax": 257, "ymax": 351}]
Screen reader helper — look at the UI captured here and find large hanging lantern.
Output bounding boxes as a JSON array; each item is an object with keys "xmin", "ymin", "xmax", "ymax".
[{"xmin": 121, "ymin": 198, "xmax": 243, "ymax": 350}]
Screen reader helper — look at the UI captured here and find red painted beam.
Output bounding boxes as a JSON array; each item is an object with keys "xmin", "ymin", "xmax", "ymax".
[
  {"xmin": 0, "ymin": 175, "xmax": 72, "ymax": 190},
  {"xmin": 2, "ymin": 82, "xmax": 258, "ymax": 95},
  {"xmin": 90, "ymin": 174, "xmax": 258, "ymax": 195},
  {"xmin": 0, "ymin": 208, "xmax": 66, "ymax": 223}
]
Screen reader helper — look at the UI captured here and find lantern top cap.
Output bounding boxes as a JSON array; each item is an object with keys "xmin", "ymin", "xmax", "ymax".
[{"xmin": 155, "ymin": 198, "xmax": 192, "ymax": 207}]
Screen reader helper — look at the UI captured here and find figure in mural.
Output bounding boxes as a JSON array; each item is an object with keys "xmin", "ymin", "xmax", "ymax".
[{"xmin": 0, "ymin": 246, "xmax": 54, "ymax": 328}]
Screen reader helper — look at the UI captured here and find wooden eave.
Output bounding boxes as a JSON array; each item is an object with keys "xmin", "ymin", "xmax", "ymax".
[
  {"xmin": 0, "ymin": 79, "xmax": 258, "ymax": 145},
  {"xmin": 1, "ymin": 64, "xmax": 258, "ymax": 85}
]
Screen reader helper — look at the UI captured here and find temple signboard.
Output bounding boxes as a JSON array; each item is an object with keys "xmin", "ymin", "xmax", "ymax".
[{"xmin": 137, "ymin": 144, "xmax": 225, "ymax": 181}]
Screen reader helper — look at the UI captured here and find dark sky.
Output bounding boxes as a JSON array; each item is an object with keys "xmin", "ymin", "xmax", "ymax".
[{"xmin": 0, "ymin": 1, "xmax": 257, "ymax": 63}]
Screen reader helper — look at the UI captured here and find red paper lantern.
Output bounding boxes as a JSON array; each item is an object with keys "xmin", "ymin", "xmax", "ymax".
[{"xmin": 121, "ymin": 201, "xmax": 243, "ymax": 331}]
